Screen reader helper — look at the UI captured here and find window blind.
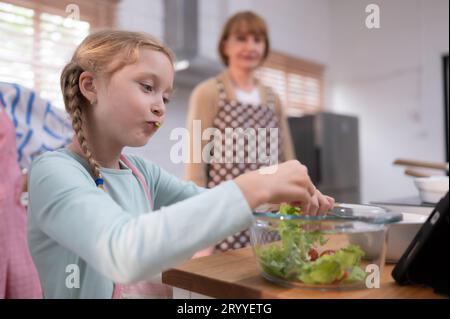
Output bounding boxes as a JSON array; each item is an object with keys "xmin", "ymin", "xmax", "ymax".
[
  {"xmin": 257, "ymin": 51, "xmax": 325, "ymax": 116},
  {"xmin": 0, "ymin": 0, "xmax": 116, "ymax": 109}
]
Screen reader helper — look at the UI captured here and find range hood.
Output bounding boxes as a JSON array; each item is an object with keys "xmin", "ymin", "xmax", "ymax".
[{"xmin": 164, "ymin": 0, "xmax": 223, "ymax": 88}]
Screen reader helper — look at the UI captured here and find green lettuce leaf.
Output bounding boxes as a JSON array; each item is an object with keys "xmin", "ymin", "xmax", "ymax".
[
  {"xmin": 298, "ymin": 256, "xmax": 342, "ymax": 284},
  {"xmin": 344, "ymin": 266, "xmax": 367, "ymax": 283}
]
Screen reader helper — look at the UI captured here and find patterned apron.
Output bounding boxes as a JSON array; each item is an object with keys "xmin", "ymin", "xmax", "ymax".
[{"xmin": 207, "ymin": 79, "xmax": 285, "ymax": 252}]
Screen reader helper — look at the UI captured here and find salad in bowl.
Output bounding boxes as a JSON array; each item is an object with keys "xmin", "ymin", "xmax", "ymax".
[{"xmin": 250, "ymin": 203, "xmax": 393, "ymax": 290}]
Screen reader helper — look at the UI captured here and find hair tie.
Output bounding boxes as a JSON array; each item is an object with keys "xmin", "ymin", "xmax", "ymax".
[{"xmin": 95, "ymin": 178, "xmax": 104, "ymax": 188}]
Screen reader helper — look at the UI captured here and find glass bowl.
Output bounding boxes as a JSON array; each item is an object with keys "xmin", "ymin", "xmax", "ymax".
[{"xmin": 250, "ymin": 204, "xmax": 395, "ymax": 291}]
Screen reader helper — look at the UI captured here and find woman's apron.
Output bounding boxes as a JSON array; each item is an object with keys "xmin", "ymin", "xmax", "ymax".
[{"xmin": 207, "ymin": 79, "xmax": 286, "ymax": 252}]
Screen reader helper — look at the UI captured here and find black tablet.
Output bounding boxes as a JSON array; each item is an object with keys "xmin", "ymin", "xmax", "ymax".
[{"xmin": 392, "ymin": 192, "xmax": 449, "ymax": 295}]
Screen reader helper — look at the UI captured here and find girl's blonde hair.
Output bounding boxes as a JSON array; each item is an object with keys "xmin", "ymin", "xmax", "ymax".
[
  {"xmin": 218, "ymin": 11, "xmax": 270, "ymax": 66},
  {"xmin": 60, "ymin": 30, "xmax": 174, "ymax": 188}
]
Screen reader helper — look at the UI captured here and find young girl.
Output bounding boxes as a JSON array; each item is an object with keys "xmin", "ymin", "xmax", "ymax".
[{"xmin": 27, "ymin": 30, "xmax": 334, "ymax": 299}]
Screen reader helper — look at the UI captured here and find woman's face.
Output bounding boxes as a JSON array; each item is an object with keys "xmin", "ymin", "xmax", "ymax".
[
  {"xmin": 90, "ymin": 48, "xmax": 174, "ymax": 148},
  {"xmin": 223, "ymin": 28, "xmax": 266, "ymax": 71}
]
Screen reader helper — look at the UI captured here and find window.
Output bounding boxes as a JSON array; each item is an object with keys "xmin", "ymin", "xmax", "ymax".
[
  {"xmin": 0, "ymin": 0, "xmax": 117, "ymax": 109},
  {"xmin": 256, "ymin": 51, "xmax": 325, "ymax": 116}
]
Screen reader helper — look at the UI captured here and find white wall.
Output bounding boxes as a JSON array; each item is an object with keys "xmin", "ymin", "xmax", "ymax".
[
  {"xmin": 198, "ymin": 0, "xmax": 229, "ymax": 61},
  {"xmin": 117, "ymin": 0, "xmax": 185, "ymax": 174},
  {"xmin": 117, "ymin": 0, "xmax": 164, "ymax": 39},
  {"xmin": 328, "ymin": 0, "xmax": 449, "ymax": 202}
]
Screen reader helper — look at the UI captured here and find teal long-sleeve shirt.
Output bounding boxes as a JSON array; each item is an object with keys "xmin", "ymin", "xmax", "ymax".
[{"xmin": 27, "ymin": 148, "xmax": 253, "ymax": 298}]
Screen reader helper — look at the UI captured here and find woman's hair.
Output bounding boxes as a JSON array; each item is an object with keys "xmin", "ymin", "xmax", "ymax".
[
  {"xmin": 218, "ymin": 11, "xmax": 270, "ymax": 66},
  {"xmin": 60, "ymin": 30, "xmax": 174, "ymax": 188}
]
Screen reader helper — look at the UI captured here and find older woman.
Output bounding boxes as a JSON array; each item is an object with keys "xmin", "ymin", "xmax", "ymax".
[{"xmin": 186, "ymin": 11, "xmax": 296, "ymax": 254}]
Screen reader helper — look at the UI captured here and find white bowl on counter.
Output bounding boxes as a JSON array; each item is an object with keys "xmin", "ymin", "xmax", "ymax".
[
  {"xmin": 385, "ymin": 212, "xmax": 428, "ymax": 263},
  {"xmin": 413, "ymin": 176, "xmax": 449, "ymax": 204}
]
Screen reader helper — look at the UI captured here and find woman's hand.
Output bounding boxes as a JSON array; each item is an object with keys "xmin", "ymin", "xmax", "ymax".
[{"xmin": 235, "ymin": 160, "xmax": 334, "ymax": 215}]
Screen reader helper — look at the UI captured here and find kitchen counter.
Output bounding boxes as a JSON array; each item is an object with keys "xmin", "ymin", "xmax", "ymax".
[
  {"xmin": 162, "ymin": 246, "xmax": 445, "ymax": 299},
  {"xmin": 371, "ymin": 196, "xmax": 436, "ymax": 208},
  {"xmin": 371, "ymin": 196, "xmax": 435, "ymax": 215}
]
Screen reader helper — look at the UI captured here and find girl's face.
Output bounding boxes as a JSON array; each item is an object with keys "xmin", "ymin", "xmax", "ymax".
[
  {"xmin": 91, "ymin": 48, "xmax": 174, "ymax": 148},
  {"xmin": 223, "ymin": 27, "xmax": 266, "ymax": 71}
]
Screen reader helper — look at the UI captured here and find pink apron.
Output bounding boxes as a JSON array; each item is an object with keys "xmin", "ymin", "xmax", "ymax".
[
  {"xmin": 0, "ymin": 109, "xmax": 42, "ymax": 299},
  {"xmin": 71, "ymin": 138, "xmax": 172, "ymax": 299}
]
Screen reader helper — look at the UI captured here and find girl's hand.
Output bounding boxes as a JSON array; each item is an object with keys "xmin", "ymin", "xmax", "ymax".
[
  {"xmin": 235, "ymin": 160, "xmax": 333, "ymax": 214},
  {"xmin": 292, "ymin": 189, "xmax": 335, "ymax": 216}
]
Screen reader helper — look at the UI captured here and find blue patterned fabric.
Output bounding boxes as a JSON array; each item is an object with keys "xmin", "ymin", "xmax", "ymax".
[{"xmin": 0, "ymin": 82, "xmax": 73, "ymax": 169}]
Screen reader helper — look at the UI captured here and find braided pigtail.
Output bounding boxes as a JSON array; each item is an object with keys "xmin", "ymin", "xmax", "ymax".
[{"xmin": 60, "ymin": 63, "xmax": 104, "ymax": 189}]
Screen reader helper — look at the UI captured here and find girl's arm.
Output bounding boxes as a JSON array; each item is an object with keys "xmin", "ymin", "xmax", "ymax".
[
  {"xmin": 29, "ymin": 155, "xmax": 254, "ymax": 285},
  {"xmin": 128, "ymin": 154, "xmax": 207, "ymax": 209}
]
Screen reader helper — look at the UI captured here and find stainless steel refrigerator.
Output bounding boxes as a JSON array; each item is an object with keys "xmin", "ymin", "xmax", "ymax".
[{"xmin": 287, "ymin": 112, "xmax": 360, "ymax": 203}]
